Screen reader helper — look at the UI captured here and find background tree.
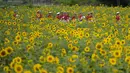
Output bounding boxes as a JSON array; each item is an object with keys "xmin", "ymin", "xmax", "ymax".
[{"xmin": 54, "ymin": 0, "xmax": 130, "ymax": 6}]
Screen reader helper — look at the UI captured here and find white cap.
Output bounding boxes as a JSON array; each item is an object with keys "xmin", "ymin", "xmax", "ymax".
[
  {"xmin": 116, "ymin": 12, "xmax": 120, "ymax": 14},
  {"xmin": 37, "ymin": 10, "xmax": 41, "ymax": 13},
  {"xmin": 49, "ymin": 12, "xmax": 52, "ymax": 13},
  {"xmin": 81, "ymin": 16, "xmax": 85, "ymax": 19},
  {"xmin": 57, "ymin": 12, "xmax": 60, "ymax": 14}
]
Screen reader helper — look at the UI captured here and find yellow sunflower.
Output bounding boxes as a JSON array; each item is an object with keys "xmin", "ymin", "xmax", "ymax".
[
  {"xmin": 68, "ymin": 44, "xmax": 73, "ymax": 49},
  {"xmin": 24, "ymin": 70, "xmax": 32, "ymax": 73},
  {"xmin": 121, "ymin": 40, "xmax": 125, "ymax": 45},
  {"xmin": 73, "ymin": 40, "xmax": 78, "ymax": 44},
  {"xmin": 54, "ymin": 57, "xmax": 59, "ymax": 64},
  {"xmin": 29, "ymin": 37, "xmax": 34, "ymax": 43},
  {"xmin": 91, "ymin": 53, "xmax": 100, "ymax": 62},
  {"xmin": 85, "ymin": 33, "xmax": 90, "ymax": 38},
  {"xmin": 113, "ymin": 50, "xmax": 121, "ymax": 58},
  {"xmin": 26, "ymin": 44, "xmax": 31, "ymax": 51},
  {"xmin": 15, "ymin": 57, "xmax": 22, "ymax": 64},
  {"xmin": 0, "ymin": 49, "xmax": 7, "ymax": 57},
  {"xmin": 14, "ymin": 64, "xmax": 23, "ymax": 73},
  {"xmin": 109, "ymin": 58, "xmax": 116, "ymax": 65},
  {"xmin": 13, "ymin": 22, "xmax": 16, "ymax": 25},
  {"xmin": 3, "ymin": 66, "xmax": 9, "ymax": 72},
  {"xmin": 47, "ymin": 55, "xmax": 54, "ymax": 63},
  {"xmin": 67, "ymin": 67, "xmax": 74, "ymax": 73},
  {"xmin": 115, "ymin": 40, "xmax": 121, "ymax": 46},
  {"xmin": 39, "ymin": 56, "xmax": 46, "ymax": 63},
  {"xmin": 4, "ymin": 38, "xmax": 10, "ymax": 44},
  {"xmin": 13, "ymin": 41, "xmax": 19, "ymax": 45},
  {"xmin": 15, "ymin": 35, "xmax": 21, "ymax": 42},
  {"xmin": 10, "ymin": 62, "xmax": 15, "ymax": 69},
  {"xmin": 48, "ymin": 43, "xmax": 53, "ymax": 48},
  {"xmin": 62, "ymin": 48, "xmax": 66, "ymax": 54},
  {"xmin": 79, "ymin": 33, "xmax": 84, "ymax": 39},
  {"xmin": 57, "ymin": 66, "xmax": 64, "ymax": 72},
  {"xmin": 96, "ymin": 43, "xmax": 103, "ymax": 50},
  {"xmin": 39, "ymin": 69, "xmax": 48, "ymax": 73},
  {"xmin": 56, "ymin": 71, "xmax": 63, "ymax": 73},
  {"xmin": 7, "ymin": 70, "xmax": 12, "ymax": 73},
  {"xmin": 69, "ymin": 57, "xmax": 76, "ymax": 63},
  {"xmin": 84, "ymin": 47, "xmax": 90, "ymax": 52},
  {"xmin": 86, "ymin": 40, "xmax": 91, "ymax": 46},
  {"xmin": 7, "ymin": 22, "xmax": 11, "ymax": 25},
  {"xmin": 5, "ymin": 47, "xmax": 13, "ymax": 55},
  {"xmin": 117, "ymin": 46, "xmax": 123, "ymax": 51},
  {"xmin": 99, "ymin": 61, "xmax": 105, "ymax": 67},
  {"xmin": 125, "ymin": 56, "xmax": 130, "ymax": 64},
  {"xmin": 5, "ymin": 30, "xmax": 10, "ymax": 35},
  {"xmin": 33, "ymin": 64, "xmax": 42, "ymax": 72},
  {"xmin": 72, "ymin": 54, "xmax": 78, "ymax": 59},
  {"xmin": 100, "ymin": 50, "xmax": 107, "ymax": 56},
  {"xmin": 112, "ymin": 68, "xmax": 119, "ymax": 73},
  {"xmin": 22, "ymin": 32, "xmax": 27, "ymax": 37},
  {"xmin": 71, "ymin": 46, "xmax": 79, "ymax": 51}
]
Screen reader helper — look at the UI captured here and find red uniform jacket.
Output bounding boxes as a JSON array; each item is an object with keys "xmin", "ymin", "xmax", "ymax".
[
  {"xmin": 13, "ymin": 13, "xmax": 16, "ymax": 17},
  {"xmin": 56, "ymin": 15, "xmax": 61, "ymax": 20},
  {"xmin": 78, "ymin": 15, "xmax": 82, "ymax": 20},
  {"xmin": 47, "ymin": 14, "xmax": 52, "ymax": 18},
  {"xmin": 116, "ymin": 15, "xmax": 120, "ymax": 21},
  {"xmin": 72, "ymin": 16, "xmax": 76, "ymax": 20}
]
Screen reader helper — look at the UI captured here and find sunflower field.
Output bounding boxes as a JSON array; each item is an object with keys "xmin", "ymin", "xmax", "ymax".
[{"xmin": 0, "ymin": 5, "xmax": 130, "ymax": 73}]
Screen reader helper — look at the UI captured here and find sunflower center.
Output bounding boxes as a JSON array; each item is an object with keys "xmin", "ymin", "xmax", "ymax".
[
  {"xmin": 126, "ymin": 59, "xmax": 130, "ymax": 62},
  {"xmin": 115, "ymin": 52, "xmax": 119, "ymax": 55},
  {"xmin": 112, "ymin": 60, "xmax": 115, "ymax": 63},
  {"xmin": 8, "ymin": 71, "xmax": 11, "ymax": 73},
  {"xmin": 69, "ymin": 69, "xmax": 72, "ymax": 72},
  {"xmin": 17, "ymin": 59, "xmax": 20, "ymax": 62},
  {"xmin": 72, "ymin": 47, "xmax": 76, "ymax": 50},
  {"xmin": 97, "ymin": 45, "xmax": 101, "ymax": 48},
  {"xmin": 117, "ymin": 42, "xmax": 120, "ymax": 45},
  {"xmin": 102, "ymin": 51, "xmax": 105, "ymax": 54},
  {"xmin": 49, "ymin": 57, "xmax": 52, "ymax": 60},
  {"xmin": 1, "ymin": 51, "xmax": 6, "ymax": 56},
  {"xmin": 17, "ymin": 67, "xmax": 21, "ymax": 71},
  {"xmin": 7, "ymin": 49, "xmax": 12, "ymax": 53}
]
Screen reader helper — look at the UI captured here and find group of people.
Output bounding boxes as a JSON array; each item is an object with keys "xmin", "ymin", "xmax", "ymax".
[
  {"xmin": 13, "ymin": 10, "xmax": 120, "ymax": 22},
  {"xmin": 36, "ymin": 10, "xmax": 94, "ymax": 22}
]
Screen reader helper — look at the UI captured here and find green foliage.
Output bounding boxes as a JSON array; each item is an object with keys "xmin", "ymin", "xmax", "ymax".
[
  {"xmin": 55, "ymin": 0, "xmax": 130, "ymax": 6},
  {"xmin": 0, "ymin": 0, "xmax": 130, "ymax": 7},
  {"xmin": 54, "ymin": 0, "xmax": 100, "ymax": 5}
]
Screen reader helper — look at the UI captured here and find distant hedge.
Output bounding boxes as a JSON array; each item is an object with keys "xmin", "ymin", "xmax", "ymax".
[
  {"xmin": 0, "ymin": 0, "xmax": 130, "ymax": 6},
  {"xmin": 54, "ymin": 0, "xmax": 130, "ymax": 6}
]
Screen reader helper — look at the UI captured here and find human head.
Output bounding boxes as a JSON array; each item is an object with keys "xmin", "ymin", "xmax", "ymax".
[
  {"xmin": 116, "ymin": 12, "xmax": 120, "ymax": 15},
  {"xmin": 90, "ymin": 12, "xmax": 93, "ymax": 15},
  {"xmin": 49, "ymin": 12, "xmax": 52, "ymax": 14},
  {"xmin": 37, "ymin": 10, "xmax": 41, "ymax": 13},
  {"xmin": 57, "ymin": 12, "xmax": 60, "ymax": 15}
]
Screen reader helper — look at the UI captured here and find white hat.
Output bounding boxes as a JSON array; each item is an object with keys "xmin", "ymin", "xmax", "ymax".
[
  {"xmin": 37, "ymin": 10, "xmax": 41, "ymax": 13},
  {"xmin": 57, "ymin": 12, "xmax": 60, "ymax": 14},
  {"xmin": 116, "ymin": 12, "xmax": 120, "ymax": 14},
  {"xmin": 81, "ymin": 16, "xmax": 85, "ymax": 19},
  {"xmin": 49, "ymin": 12, "xmax": 52, "ymax": 13}
]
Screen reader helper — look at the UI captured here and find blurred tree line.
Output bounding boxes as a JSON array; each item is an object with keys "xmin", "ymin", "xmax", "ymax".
[
  {"xmin": 1, "ymin": 0, "xmax": 130, "ymax": 6},
  {"xmin": 54, "ymin": 0, "xmax": 130, "ymax": 6}
]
